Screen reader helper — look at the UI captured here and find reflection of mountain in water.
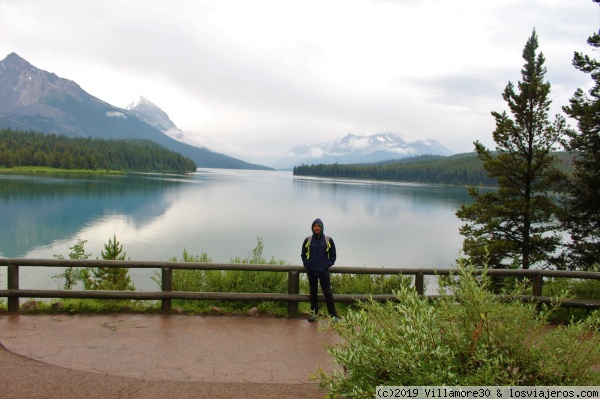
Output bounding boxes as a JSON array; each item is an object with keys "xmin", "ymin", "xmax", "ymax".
[{"xmin": 0, "ymin": 173, "xmax": 191, "ymax": 258}]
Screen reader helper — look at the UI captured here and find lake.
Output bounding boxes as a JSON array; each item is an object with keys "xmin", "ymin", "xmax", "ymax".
[{"xmin": 0, "ymin": 169, "xmax": 475, "ymax": 291}]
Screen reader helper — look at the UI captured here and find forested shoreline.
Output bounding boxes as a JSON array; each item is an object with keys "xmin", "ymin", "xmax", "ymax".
[
  {"xmin": 0, "ymin": 128, "xmax": 197, "ymax": 173},
  {"xmin": 293, "ymin": 152, "xmax": 575, "ymax": 187}
]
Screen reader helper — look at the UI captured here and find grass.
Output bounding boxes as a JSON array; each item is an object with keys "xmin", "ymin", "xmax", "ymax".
[
  {"xmin": 0, "ymin": 166, "xmax": 125, "ymax": 174},
  {"xmin": 9, "ymin": 299, "xmax": 161, "ymax": 315},
  {"xmin": 0, "ymin": 297, "xmax": 307, "ymax": 317}
]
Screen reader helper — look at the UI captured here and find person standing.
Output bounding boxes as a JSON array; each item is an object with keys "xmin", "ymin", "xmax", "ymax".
[{"xmin": 301, "ymin": 218, "xmax": 338, "ymax": 322}]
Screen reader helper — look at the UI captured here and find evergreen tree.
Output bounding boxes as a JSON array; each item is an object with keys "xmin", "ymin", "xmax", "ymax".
[
  {"xmin": 559, "ymin": 30, "xmax": 600, "ymax": 271},
  {"xmin": 101, "ymin": 234, "xmax": 128, "ymax": 260},
  {"xmin": 90, "ymin": 235, "xmax": 135, "ymax": 291},
  {"xmin": 456, "ymin": 30, "xmax": 566, "ymax": 269}
]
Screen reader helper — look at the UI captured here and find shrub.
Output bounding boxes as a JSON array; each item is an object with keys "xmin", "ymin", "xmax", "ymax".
[
  {"xmin": 158, "ymin": 239, "xmax": 290, "ymax": 314},
  {"xmin": 52, "ymin": 238, "xmax": 92, "ymax": 289},
  {"xmin": 316, "ymin": 262, "xmax": 600, "ymax": 398},
  {"xmin": 542, "ymin": 277, "xmax": 600, "ymax": 323},
  {"xmin": 53, "ymin": 236, "xmax": 135, "ymax": 291},
  {"xmin": 330, "ymin": 273, "xmax": 413, "ymax": 295},
  {"xmin": 326, "ymin": 273, "xmax": 413, "ymax": 313}
]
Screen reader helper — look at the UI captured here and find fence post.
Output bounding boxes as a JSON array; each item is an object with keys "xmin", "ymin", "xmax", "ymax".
[
  {"xmin": 7, "ymin": 264, "xmax": 19, "ymax": 313},
  {"xmin": 532, "ymin": 271, "xmax": 543, "ymax": 297},
  {"xmin": 287, "ymin": 270, "xmax": 299, "ymax": 317},
  {"xmin": 162, "ymin": 267, "xmax": 172, "ymax": 312},
  {"xmin": 415, "ymin": 272, "xmax": 424, "ymax": 296}
]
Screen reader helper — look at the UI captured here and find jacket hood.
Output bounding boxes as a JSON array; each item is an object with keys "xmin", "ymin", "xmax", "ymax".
[{"xmin": 311, "ymin": 218, "xmax": 324, "ymax": 237}]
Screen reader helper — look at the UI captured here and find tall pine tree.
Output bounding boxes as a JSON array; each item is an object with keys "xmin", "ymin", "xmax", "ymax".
[
  {"xmin": 456, "ymin": 30, "xmax": 566, "ymax": 269},
  {"xmin": 559, "ymin": 29, "xmax": 600, "ymax": 271}
]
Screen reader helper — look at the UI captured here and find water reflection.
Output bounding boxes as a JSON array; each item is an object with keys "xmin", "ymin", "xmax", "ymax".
[
  {"xmin": 291, "ymin": 176, "xmax": 476, "ymax": 270},
  {"xmin": 1, "ymin": 170, "xmax": 476, "ymax": 290},
  {"xmin": 293, "ymin": 177, "xmax": 472, "ymax": 218},
  {"xmin": 0, "ymin": 173, "xmax": 190, "ymax": 258}
]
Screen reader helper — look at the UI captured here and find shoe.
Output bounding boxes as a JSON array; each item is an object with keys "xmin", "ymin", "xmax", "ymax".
[
  {"xmin": 332, "ymin": 316, "xmax": 339, "ymax": 323},
  {"xmin": 308, "ymin": 315, "xmax": 316, "ymax": 322}
]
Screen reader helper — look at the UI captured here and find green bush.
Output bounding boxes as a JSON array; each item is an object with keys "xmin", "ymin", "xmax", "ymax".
[
  {"xmin": 330, "ymin": 273, "xmax": 413, "ymax": 295},
  {"xmin": 542, "ymin": 277, "xmax": 600, "ymax": 323},
  {"xmin": 325, "ymin": 273, "xmax": 413, "ymax": 313},
  {"xmin": 543, "ymin": 277, "xmax": 600, "ymax": 301},
  {"xmin": 53, "ymin": 236, "xmax": 135, "ymax": 291},
  {"xmin": 316, "ymin": 263, "xmax": 600, "ymax": 398},
  {"xmin": 160, "ymin": 239, "xmax": 290, "ymax": 314}
]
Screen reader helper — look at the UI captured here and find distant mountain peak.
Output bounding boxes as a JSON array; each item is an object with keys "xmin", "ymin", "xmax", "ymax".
[
  {"xmin": 0, "ymin": 53, "xmax": 273, "ymax": 170},
  {"xmin": 1, "ymin": 52, "xmax": 31, "ymax": 70},
  {"xmin": 1, "ymin": 52, "xmax": 88, "ymax": 116},
  {"xmin": 126, "ymin": 96, "xmax": 178, "ymax": 132},
  {"xmin": 271, "ymin": 132, "xmax": 452, "ymax": 170}
]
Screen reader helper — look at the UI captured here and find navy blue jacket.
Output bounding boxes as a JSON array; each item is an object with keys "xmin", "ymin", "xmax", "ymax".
[{"xmin": 301, "ymin": 218, "xmax": 337, "ymax": 276}]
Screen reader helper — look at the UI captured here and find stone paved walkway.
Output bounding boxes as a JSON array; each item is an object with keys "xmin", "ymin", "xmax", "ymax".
[{"xmin": 0, "ymin": 314, "xmax": 341, "ymax": 398}]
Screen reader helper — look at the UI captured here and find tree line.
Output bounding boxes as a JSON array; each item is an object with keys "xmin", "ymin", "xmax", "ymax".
[
  {"xmin": 0, "ymin": 128, "xmax": 197, "ymax": 173},
  {"xmin": 294, "ymin": 154, "xmax": 495, "ymax": 186},
  {"xmin": 293, "ymin": 151, "xmax": 575, "ymax": 187}
]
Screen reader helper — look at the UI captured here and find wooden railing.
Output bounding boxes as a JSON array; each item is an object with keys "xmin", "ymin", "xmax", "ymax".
[{"xmin": 1, "ymin": 258, "xmax": 599, "ymax": 316}]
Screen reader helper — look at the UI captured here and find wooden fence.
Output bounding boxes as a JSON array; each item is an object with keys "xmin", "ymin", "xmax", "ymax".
[{"xmin": 1, "ymin": 258, "xmax": 599, "ymax": 316}]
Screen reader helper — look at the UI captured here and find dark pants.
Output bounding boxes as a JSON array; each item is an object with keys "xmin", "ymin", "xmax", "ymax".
[{"xmin": 308, "ymin": 274, "xmax": 337, "ymax": 317}]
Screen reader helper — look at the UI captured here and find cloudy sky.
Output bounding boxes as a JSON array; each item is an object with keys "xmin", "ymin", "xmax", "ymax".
[{"xmin": 1, "ymin": 0, "xmax": 598, "ymax": 166}]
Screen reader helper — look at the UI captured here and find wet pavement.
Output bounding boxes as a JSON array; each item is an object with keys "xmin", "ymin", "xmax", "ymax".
[{"xmin": 0, "ymin": 314, "xmax": 341, "ymax": 398}]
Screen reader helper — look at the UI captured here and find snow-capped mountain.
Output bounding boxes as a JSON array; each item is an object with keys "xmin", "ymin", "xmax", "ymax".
[
  {"xmin": 126, "ymin": 96, "xmax": 252, "ymax": 164},
  {"xmin": 126, "ymin": 96, "xmax": 179, "ymax": 133},
  {"xmin": 126, "ymin": 96, "xmax": 209, "ymax": 147},
  {"xmin": 126, "ymin": 96, "xmax": 195, "ymax": 147},
  {"xmin": 271, "ymin": 132, "xmax": 453, "ymax": 170}
]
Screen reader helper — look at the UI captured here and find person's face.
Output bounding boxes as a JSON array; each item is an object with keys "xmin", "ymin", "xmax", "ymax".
[{"xmin": 312, "ymin": 224, "xmax": 322, "ymax": 234}]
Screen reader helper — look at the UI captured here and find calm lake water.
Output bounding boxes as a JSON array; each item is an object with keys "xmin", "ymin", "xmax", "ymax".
[{"xmin": 0, "ymin": 169, "xmax": 475, "ymax": 291}]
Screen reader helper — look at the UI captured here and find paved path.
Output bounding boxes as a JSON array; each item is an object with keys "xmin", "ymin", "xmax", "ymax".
[{"xmin": 0, "ymin": 314, "xmax": 341, "ymax": 398}]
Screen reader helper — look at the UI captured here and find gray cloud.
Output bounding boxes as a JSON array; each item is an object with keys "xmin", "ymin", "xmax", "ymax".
[{"xmin": 1, "ymin": 0, "xmax": 597, "ymax": 164}]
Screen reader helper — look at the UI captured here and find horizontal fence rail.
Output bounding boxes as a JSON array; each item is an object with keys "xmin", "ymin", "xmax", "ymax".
[{"xmin": 1, "ymin": 258, "xmax": 599, "ymax": 315}]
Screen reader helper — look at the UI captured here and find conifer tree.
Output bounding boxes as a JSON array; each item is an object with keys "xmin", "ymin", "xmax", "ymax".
[
  {"xmin": 101, "ymin": 234, "xmax": 128, "ymax": 261},
  {"xmin": 90, "ymin": 234, "xmax": 135, "ymax": 290},
  {"xmin": 559, "ymin": 29, "xmax": 600, "ymax": 270},
  {"xmin": 456, "ymin": 30, "xmax": 566, "ymax": 269}
]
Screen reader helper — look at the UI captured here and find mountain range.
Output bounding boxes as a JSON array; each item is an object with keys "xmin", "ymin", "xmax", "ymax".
[
  {"xmin": 0, "ymin": 52, "xmax": 271, "ymax": 170},
  {"xmin": 1, "ymin": 52, "xmax": 453, "ymax": 171},
  {"xmin": 271, "ymin": 132, "xmax": 453, "ymax": 170},
  {"xmin": 123, "ymin": 89, "xmax": 454, "ymax": 171}
]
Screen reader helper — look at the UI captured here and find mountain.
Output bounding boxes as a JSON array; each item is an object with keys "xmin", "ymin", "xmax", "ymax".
[
  {"xmin": 0, "ymin": 52, "xmax": 272, "ymax": 170},
  {"xmin": 126, "ymin": 96, "xmax": 194, "ymax": 147},
  {"xmin": 126, "ymin": 96, "xmax": 179, "ymax": 132},
  {"xmin": 271, "ymin": 132, "xmax": 453, "ymax": 170}
]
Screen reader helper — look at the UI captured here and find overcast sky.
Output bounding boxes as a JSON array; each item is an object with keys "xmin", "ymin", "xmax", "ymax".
[{"xmin": 1, "ymin": 0, "xmax": 598, "ymax": 166}]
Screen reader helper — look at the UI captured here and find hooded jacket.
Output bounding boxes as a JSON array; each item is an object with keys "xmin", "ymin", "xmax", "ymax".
[{"xmin": 301, "ymin": 218, "xmax": 337, "ymax": 276}]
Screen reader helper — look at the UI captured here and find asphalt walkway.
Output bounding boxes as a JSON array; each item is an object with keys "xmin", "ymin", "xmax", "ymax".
[{"xmin": 0, "ymin": 314, "xmax": 341, "ymax": 399}]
